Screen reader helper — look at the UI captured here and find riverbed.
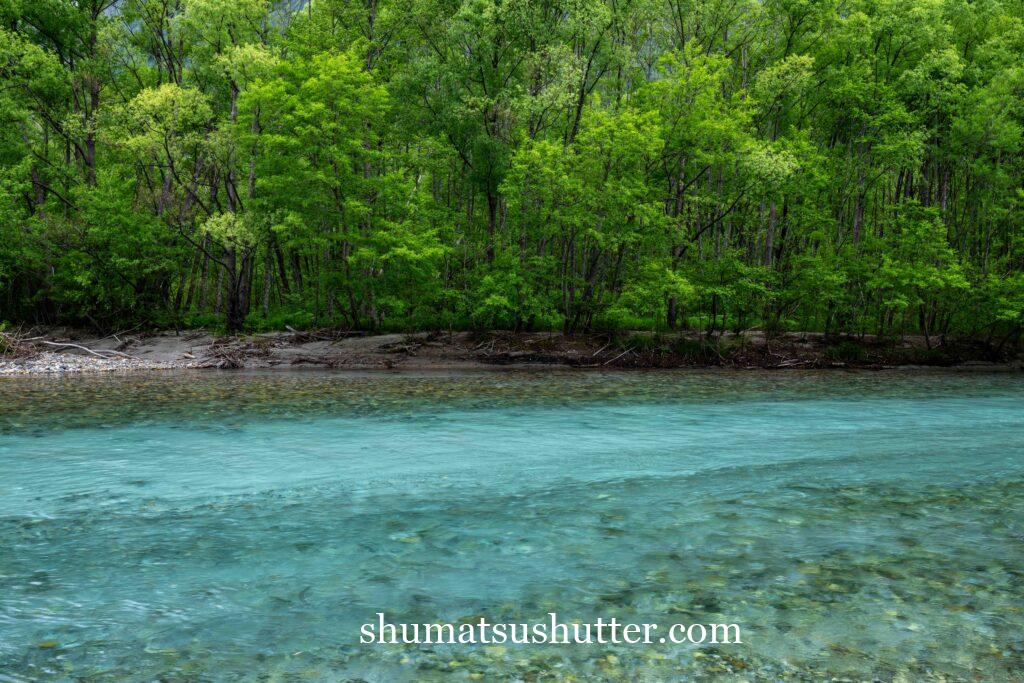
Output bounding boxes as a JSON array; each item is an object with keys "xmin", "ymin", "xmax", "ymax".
[{"xmin": 1, "ymin": 371, "xmax": 1022, "ymax": 680}]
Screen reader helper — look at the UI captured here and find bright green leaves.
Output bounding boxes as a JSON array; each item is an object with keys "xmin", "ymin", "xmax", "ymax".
[
  {"xmin": 216, "ymin": 44, "xmax": 278, "ymax": 90},
  {"xmin": 496, "ymin": 106, "xmax": 664, "ymax": 328},
  {"xmin": 754, "ymin": 54, "xmax": 815, "ymax": 124},
  {"xmin": 0, "ymin": 28, "xmax": 68, "ymax": 106},
  {"xmin": 116, "ymin": 84, "xmax": 213, "ymax": 157},
  {"xmin": 610, "ymin": 261, "xmax": 695, "ymax": 331},
  {"xmin": 986, "ymin": 273, "xmax": 1024, "ymax": 329},
  {"xmin": 863, "ymin": 205, "xmax": 969, "ymax": 317},
  {"xmin": 574, "ymin": 107, "xmax": 664, "ymax": 248},
  {"xmin": 177, "ymin": 0, "xmax": 270, "ymax": 54},
  {"xmin": 470, "ymin": 253, "xmax": 560, "ymax": 330},
  {"xmin": 644, "ymin": 50, "xmax": 749, "ymax": 163},
  {"xmin": 202, "ymin": 212, "xmax": 256, "ymax": 250},
  {"xmin": 503, "ymin": 139, "xmax": 580, "ymax": 244},
  {"xmin": 242, "ymin": 50, "xmax": 387, "ymax": 222},
  {"xmin": 238, "ymin": 49, "xmax": 446, "ymax": 328}
]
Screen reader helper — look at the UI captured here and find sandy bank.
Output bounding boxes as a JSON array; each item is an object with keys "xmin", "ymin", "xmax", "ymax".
[{"xmin": 1, "ymin": 329, "xmax": 1019, "ymax": 375}]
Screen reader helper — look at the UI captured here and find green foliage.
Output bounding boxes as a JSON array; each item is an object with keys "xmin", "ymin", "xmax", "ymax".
[
  {"xmin": 0, "ymin": 0, "xmax": 1021, "ymax": 343},
  {"xmin": 610, "ymin": 262, "xmax": 695, "ymax": 331},
  {"xmin": 470, "ymin": 254, "xmax": 559, "ymax": 330}
]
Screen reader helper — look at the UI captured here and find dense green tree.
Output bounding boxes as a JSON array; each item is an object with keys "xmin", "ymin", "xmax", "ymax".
[{"xmin": 0, "ymin": 0, "xmax": 1021, "ymax": 343}]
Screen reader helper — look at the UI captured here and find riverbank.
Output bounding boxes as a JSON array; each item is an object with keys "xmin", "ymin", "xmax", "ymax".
[{"xmin": 1, "ymin": 328, "xmax": 1019, "ymax": 375}]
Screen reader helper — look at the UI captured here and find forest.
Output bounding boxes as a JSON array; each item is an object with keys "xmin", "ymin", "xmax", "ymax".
[{"xmin": 0, "ymin": 0, "xmax": 1022, "ymax": 343}]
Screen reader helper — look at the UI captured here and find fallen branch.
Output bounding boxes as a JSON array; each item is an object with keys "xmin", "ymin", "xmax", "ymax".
[
  {"xmin": 774, "ymin": 358, "xmax": 814, "ymax": 368},
  {"xmin": 38, "ymin": 341, "xmax": 132, "ymax": 359},
  {"xmin": 603, "ymin": 346, "xmax": 634, "ymax": 366},
  {"xmin": 285, "ymin": 325, "xmax": 351, "ymax": 342}
]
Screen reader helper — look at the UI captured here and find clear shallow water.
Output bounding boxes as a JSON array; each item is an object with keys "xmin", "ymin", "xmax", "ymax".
[{"xmin": 1, "ymin": 370, "xmax": 1023, "ymax": 681}]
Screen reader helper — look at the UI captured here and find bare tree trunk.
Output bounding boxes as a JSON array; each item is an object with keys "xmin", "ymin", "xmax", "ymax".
[
  {"xmin": 262, "ymin": 251, "xmax": 272, "ymax": 318},
  {"xmin": 214, "ymin": 265, "xmax": 224, "ymax": 315},
  {"xmin": 197, "ymin": 236, "xmax": 211, "ymax": 310}
]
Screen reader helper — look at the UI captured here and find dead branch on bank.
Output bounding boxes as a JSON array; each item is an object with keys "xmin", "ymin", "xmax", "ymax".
[
  {"xmin": 0, "ymin": 331, "xmax": 37, "ymax": 358},
  {"xmin": 603, "ymin": 347, "xmax": 634, "ymax": 366},
  {"xmin": 284, "ymin": 325, "xmax": 366, "ymax": 344},
  {"xmin": 37, "ymin": 341, "xmax": 132, "ymax": 358},
  {"xmin": 2, "ymin": 331, "xmax": 134, "ymax": 360}
]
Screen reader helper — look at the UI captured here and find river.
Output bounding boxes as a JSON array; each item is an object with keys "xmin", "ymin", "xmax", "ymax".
[{"xmin": 1, "ymin": 371, "xmax": 1022, "ymax": 680}]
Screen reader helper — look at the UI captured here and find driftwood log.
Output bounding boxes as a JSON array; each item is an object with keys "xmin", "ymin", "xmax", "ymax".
[{"xmin": 37, "ymin": 341, "xmax": 132, "ymax": 358}]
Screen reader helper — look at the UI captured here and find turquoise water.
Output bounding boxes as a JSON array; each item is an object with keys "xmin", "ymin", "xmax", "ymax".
[{"xmin": 1, "ymin": 371, "xmax": 1023, "ymax": 681}]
